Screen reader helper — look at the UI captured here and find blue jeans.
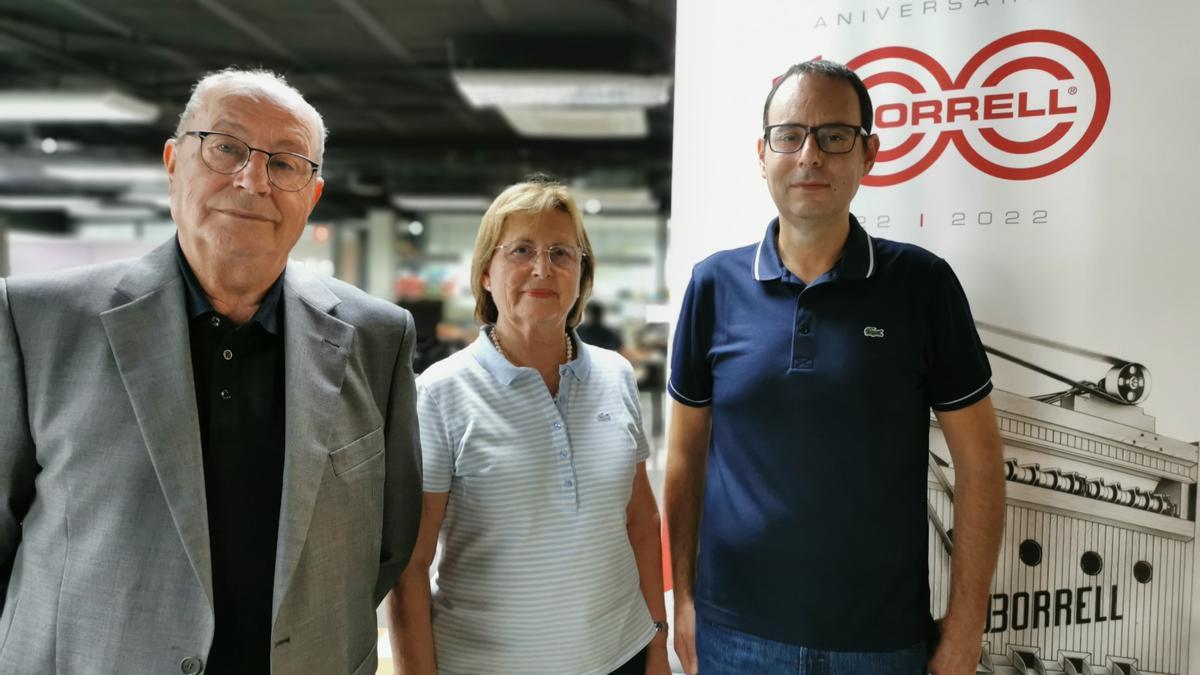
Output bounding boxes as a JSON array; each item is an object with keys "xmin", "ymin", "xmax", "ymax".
[{"xmin": 695, "ymin": 616, "xmax": 928, "ymax": 675}]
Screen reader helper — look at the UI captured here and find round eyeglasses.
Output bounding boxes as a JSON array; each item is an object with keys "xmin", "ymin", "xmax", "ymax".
[
  {"xmin": 763, "ymin": 123, "xmax": 868, "ymax": 155},
  {"xmin": 494, "ymin": 242, "xmax": 586, "ymax": 269},
  {"xmin": 179, "ymin": 130, "xmax": 320, "ymax": 192}
]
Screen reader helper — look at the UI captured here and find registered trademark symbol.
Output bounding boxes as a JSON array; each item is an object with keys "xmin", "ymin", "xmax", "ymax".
[{"xmin": 1068, "ymin": 86, "xmax": 1078, "ymax": 95}]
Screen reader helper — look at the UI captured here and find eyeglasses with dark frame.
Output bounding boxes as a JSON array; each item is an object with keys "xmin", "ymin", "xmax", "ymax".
[
  {"xmin": 763, "ymin": 123, "xmax": 868, "ymax": 155},
  {"xmin": 494, "ymin": 241, "xmax": 587, "ymax": 269},
  {"xmin": 178, "ymin": 130, "xmax": 320, "ymax": 192}
]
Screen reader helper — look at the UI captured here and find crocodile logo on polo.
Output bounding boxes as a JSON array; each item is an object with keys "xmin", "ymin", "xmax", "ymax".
[{"xmin": 864, "ymin": 326, "xmax": 885, "ymax": 338}]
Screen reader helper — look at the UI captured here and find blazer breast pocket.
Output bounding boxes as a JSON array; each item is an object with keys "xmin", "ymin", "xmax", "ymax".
[{"xmin": 329, "ymin": 426, "xmax": 384, "ymax": 476}]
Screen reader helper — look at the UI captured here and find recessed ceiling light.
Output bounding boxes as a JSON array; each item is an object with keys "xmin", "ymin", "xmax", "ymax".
[
  {"xmin": 391, "ymin": 194, "xmax": 491, "ymax": 212},
  {"xmin": 452, "ymin": 71, "xmax": 671, "ymax": 108},
  {"xmin": 498, "ymin": 107, "xmax": 648, "ymax": 139}
]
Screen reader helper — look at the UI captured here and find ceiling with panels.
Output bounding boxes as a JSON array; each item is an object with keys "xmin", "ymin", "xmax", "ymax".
[{"xmin": 0, "ymin": 0, "xmax": 676, "ymax": 228}]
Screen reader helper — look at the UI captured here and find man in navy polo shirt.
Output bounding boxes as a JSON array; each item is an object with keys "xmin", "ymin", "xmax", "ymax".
[{"xmin": 664, "ymin": 60, "xmax": 1005, "ymax": 675}]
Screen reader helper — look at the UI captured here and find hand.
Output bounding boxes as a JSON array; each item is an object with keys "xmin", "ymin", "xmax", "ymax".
[
  {"xmin": 672, "ymin": 596, "xmax": 698, "ymax": 675},
  {"xmin": 644, "ymin": 637, "xmax": 672, "ymax": 675},
  {"xmin": 926, "ymin": 632, "xmax": 981, "ymax": 675}
]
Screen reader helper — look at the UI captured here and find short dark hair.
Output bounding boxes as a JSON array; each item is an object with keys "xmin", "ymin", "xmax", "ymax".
[{"xmin": 762, "ymin": 60, "xmax": 874, "ymax": 134}]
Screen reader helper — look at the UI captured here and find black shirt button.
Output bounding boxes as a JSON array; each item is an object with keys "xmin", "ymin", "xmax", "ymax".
[
  {"xmin": 222, "ymin": 349, "xmax": 233, "ymax": 361},
  {"xmin": 210, "ymin": 316, "xmax": 221, "ymax": 328},
  {"xmin": 798, "ymin": 325, "xmax": 810, "ymax": 335},
  {"xmin": 219, "ymin": 389, "xmax": 232, "ymax": 401}
]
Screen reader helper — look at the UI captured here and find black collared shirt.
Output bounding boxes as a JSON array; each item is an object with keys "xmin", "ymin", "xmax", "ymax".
[{"xmin": 176, "ymin": 240, "xmax": 285, "ymax": 673}]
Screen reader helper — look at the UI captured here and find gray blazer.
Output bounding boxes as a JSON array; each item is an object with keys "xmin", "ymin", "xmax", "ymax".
[{"xmin": 0, "ymin": 240, "xmax": 422, "ymax": 674}]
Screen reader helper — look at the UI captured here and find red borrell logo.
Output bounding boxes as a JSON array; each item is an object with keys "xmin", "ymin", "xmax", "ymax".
[{"xmin": 846, "ymin": 30, "xmax": 1110, "ymax": 186}]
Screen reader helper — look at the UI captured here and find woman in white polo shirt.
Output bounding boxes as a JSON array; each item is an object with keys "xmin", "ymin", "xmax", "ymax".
[{"xmin": 386, "ymin": 178, "xmax": 670, "ymax": 675}]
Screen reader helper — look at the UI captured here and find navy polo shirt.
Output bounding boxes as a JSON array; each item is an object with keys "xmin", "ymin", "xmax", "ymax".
[{"xmin": 669, "ymin": 215, "xmax": 991, "ymax": 651}]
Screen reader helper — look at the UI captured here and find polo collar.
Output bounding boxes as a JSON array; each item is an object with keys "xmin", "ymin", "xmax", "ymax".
[
  {"xmin": 471, "ymin": 325, "xmax": 593, "ymax": 387},
  {"xmin": 175, "ymin": 238, "xmax": 284, "ymax": 335},
  {"xmin": 752, "ymin": 214, "xmax": 876, "ymax": 283}
]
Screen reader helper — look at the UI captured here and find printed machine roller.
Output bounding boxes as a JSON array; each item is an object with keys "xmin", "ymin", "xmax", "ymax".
[
  {"xmin": 926, "ymin": 323, "xmax": 1198, "ymax": 674},
  {"xmin": 1003, "ymin": 461, "xmax": 1177, "ymax": 517}
]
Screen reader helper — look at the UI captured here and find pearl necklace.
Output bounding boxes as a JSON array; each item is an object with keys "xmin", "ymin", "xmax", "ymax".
[{"xmin": 490, "ymin": 327, "xmax": 573, "ymax": 364}]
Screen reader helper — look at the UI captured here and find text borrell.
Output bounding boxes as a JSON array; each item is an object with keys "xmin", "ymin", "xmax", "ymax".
[{"xmin": 985, "ymin": 585, "xmax": 1123, "ymax": 633}]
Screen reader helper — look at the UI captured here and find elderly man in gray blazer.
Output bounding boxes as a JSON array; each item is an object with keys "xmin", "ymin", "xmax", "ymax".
[{"xmin": 0, "ymin": 68, "xmax": 421, "ymax": 674}]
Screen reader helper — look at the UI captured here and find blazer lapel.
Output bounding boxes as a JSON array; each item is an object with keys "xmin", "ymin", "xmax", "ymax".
[
  {"xmin": 272, "ymin": 264, "xmax": 354, "ymax": 619},
  {"xmin": 100, "ymin": 241, "xmax": 213, "ymax": 607}
]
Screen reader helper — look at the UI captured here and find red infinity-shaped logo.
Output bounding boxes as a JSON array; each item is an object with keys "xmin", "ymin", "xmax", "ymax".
[{"xmin": 846, "ymin": 30, "xmax": 1110, "ymax": 186}]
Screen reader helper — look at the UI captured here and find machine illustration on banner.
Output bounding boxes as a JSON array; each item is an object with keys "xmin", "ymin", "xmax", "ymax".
[
  {"xmin": 928, "ymin": 323, "xmax": 1196, "ymax": 675},
  {"xmin": 846, "ymin": 29, "xmax": 1111, "ymax": 186}
]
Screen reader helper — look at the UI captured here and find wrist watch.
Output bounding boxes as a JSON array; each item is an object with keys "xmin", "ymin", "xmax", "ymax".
[{"xmin": 652, "ymin": 620, "xmax": 669, "ymax": 634}]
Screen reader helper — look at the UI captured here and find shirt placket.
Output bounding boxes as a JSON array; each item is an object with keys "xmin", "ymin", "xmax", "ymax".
[
  {"xmin": 210, "ymin": 317, "xmax": 241, "ymax": 440},
  {"xmin": 791, "ymin": 290, "xmax": 816, "ymax": 371},
  {"xmin": 551, "ymin": 365, "xmax": 579, "ymax": 512},
  {"xmin": 789, "ymin": 271, "xmax": 837, "ymax": 372}
]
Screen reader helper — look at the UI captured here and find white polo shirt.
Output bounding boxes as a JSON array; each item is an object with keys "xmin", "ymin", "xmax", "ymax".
[{"xmin": 417, "ymin": 328, "xmax": 655, "ymax": 675}]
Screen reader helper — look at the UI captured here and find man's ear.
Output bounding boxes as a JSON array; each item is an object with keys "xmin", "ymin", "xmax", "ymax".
[
  {"xmin": 757, "ymin": 136, "xmax": 767, "ymax": 178},
  {"xmin": 310, "ymin": 176, "xmax": 325, "ymax": 209},
  {"xmin": 163, "ymin": 138, "xmax": 177, "ymax": 186},
  {"xmin": 863, "ymin": 133, "xmax": 880, "ymax": 175}
]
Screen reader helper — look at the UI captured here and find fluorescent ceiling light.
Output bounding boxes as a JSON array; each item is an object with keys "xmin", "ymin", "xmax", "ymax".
[
  {"xmin": 498, "ymin": 107, "xmax": 647, "ymax": 139},
  {"xmin": 67, "ymin": 204, "xmax": 159, "ymax": 220},
  {"xmin": 453, "ymin": 71, "xmax": 671, "ymax": 108},
  {"xmin": 571, "ymin": 187, "xmax": 659, "ymax": 212},
  {"xmin": 121, "ymin": 191, "xmax": 173, "ymax": 209},
  {"xmin": 0, "ymin": 195, "xmax": 165, "ymax": 219},
  {"xmin": 0, "ymin": 196, "xmax": 100, "ymax": 211},
  {"xmin": 391, "ymin": 194, "xmax": 492, "ymax": 212},
  {"xmin": 44, "ymin": 164, "xmax": 166, "ymax": 184},
  {"xmin": 0, "ymin": 91, "xmax": 160, "ymax": 123}
]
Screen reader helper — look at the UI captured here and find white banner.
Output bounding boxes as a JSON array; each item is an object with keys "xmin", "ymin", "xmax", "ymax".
[{"xmin": 670, "ymin": 1, "xmax": 1200, "ymax": 670}]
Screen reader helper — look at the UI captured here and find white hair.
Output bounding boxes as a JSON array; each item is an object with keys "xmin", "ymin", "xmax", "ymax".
[{"xmin": 175, "ymin": 67, "xmax": 328, "ymax": 163}]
